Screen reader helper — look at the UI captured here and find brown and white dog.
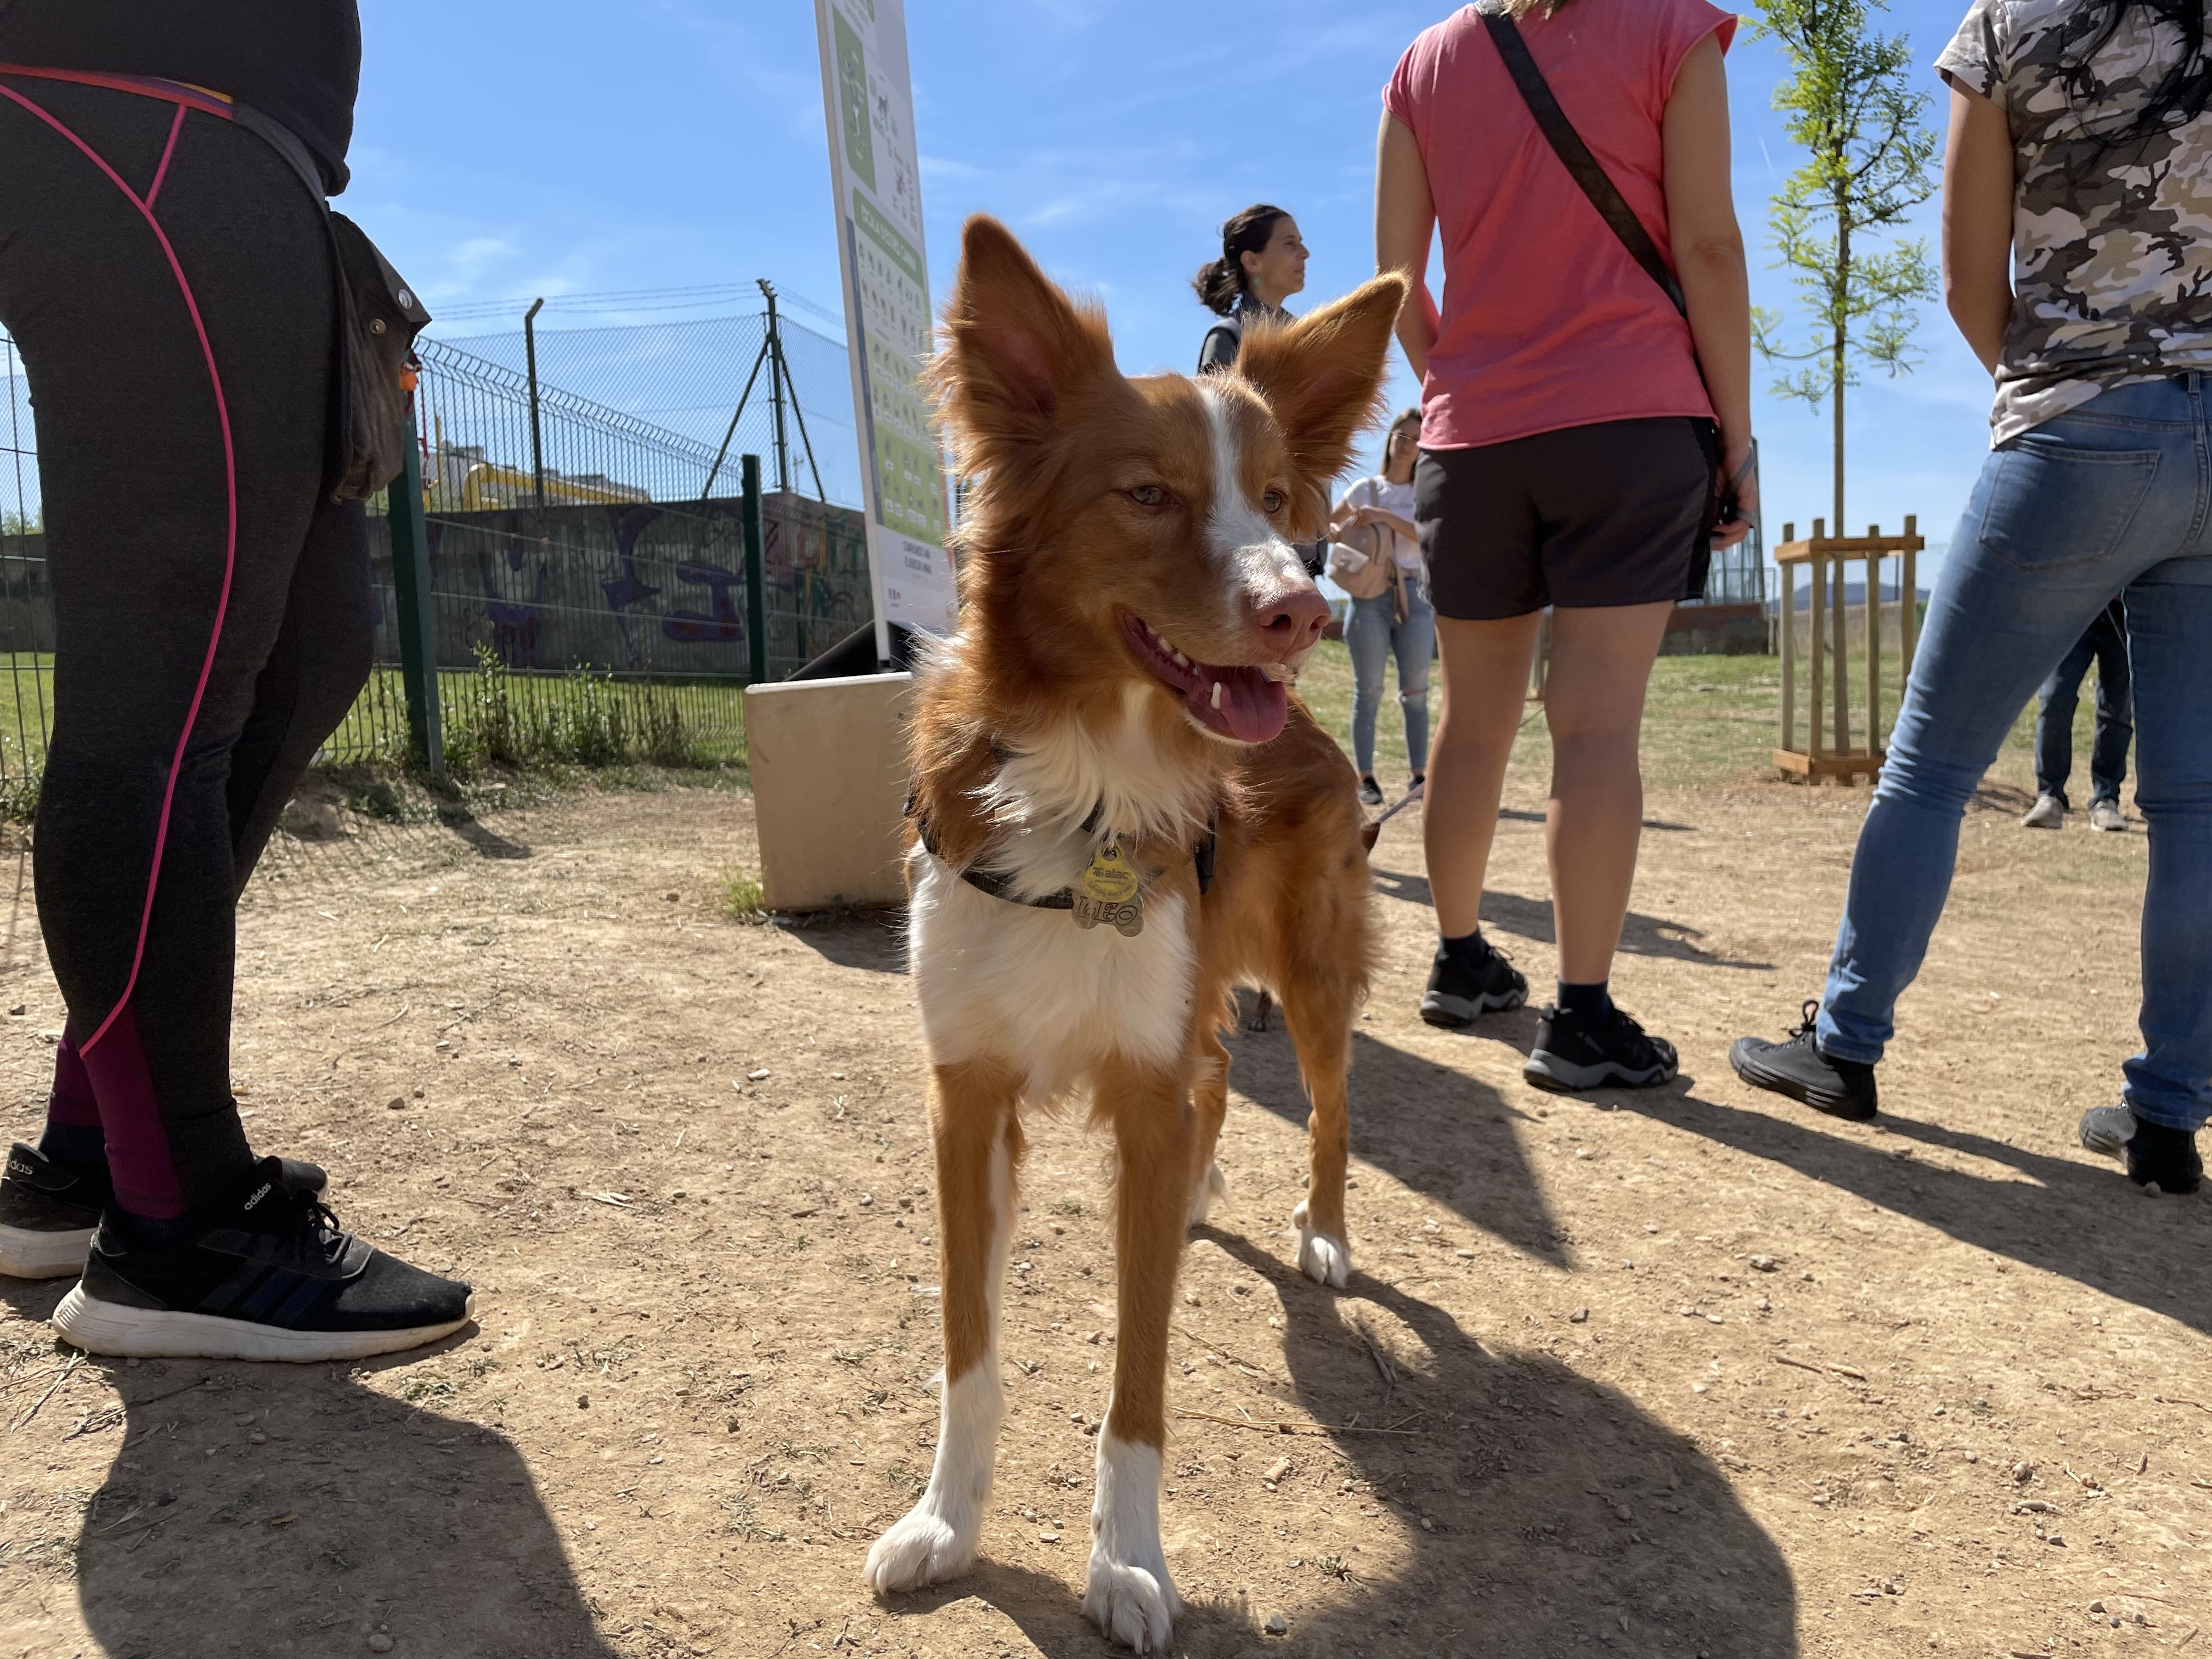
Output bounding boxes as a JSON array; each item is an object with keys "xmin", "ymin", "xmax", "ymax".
[{"xmin": 864, "ymin": 217, "xmax": 1402, "ymax": 1651}]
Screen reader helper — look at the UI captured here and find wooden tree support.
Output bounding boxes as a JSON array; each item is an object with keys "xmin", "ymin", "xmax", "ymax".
[{"xmin": 1773, "ymin": 516, "xmax": 1923, "ymax": 782}]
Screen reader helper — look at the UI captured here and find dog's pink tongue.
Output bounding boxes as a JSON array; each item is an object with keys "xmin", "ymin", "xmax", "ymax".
[{"xmin": 1187, "ymin": 666, "xmax": 1289, "ymax": 744}]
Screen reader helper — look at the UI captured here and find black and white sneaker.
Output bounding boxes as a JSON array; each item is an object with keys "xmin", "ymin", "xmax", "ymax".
[
  {"xmin": 1419, "ymin": 937, "xmax": 1528, "ymax": 1028},
  {"xmin": 2079, "ymin": 1105, "xmax": 2202, "ymax": 1195},
  {"xmin": 1728, "ymin": 1002, "xmax": 1878, "ymax": 1121},
  {"xmin": 2, "ymin": 1142, "xmax": 328, "ymax": 1281},
  {"xmin": 1523, "ymin": 1004, "xmax": 1678, "ymax": 1093},
  {"xmin": 52, "ymin": 1157, "xmax": 472, "ymax": 1362},
  {"xmin": 1357, "ymin": 776, "xmax": 1385, "ymax": 808},
  {"xmin": 1, "ymin": 1143, "xmax": 107, "ymax": 1279}
]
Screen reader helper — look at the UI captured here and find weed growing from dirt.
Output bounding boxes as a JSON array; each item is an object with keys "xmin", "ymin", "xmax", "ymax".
[
  {"xmin": 720, "ymin": 1494, "xmax": 783, "ymax": 1541},
  {"xmin": 723, "ymin": 869, "xmax": 768, "ymax": 921}
]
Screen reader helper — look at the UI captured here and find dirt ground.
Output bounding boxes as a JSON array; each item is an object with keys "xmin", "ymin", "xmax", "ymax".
[{"xmin": 1, "ymin": 741, "xmax": 2207, "ymax": 1659}]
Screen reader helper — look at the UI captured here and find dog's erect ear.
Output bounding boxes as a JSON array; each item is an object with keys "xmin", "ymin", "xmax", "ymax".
[
  {"xmin": 930, "ymin": 216, "xmax": 1116, "ymax": 467},
  {"xmin": 1234, "ymin": 274, "xmax": 1408, "ymax": 494}
]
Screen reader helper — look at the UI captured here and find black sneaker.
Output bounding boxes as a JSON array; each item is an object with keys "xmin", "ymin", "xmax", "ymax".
[
  {"xmin": 1523, "ymin": 1004, "xmax": 1678, "ymax": 1093},
  {"xmin": 1728, "ymin": 1002, "xmax": 1878, "ymax": 1121},
  {"xmin": 1420, "ymin": 938, "xmax": 1528, "ymax": 1027},
  {"xmin": 2079, "ymin": 1105, "xmax": 2203, "ymax": 1195},
  {"xmin": 1357, "ymin": 776, "xmax": 1385, "ymax": 807},
  {"xmin": 1, "ymin": 1143, "xmax": 106, "ymax": 1279},
  {"xmin": 2, "ymin": 1142, "xmax": 328, "ymax": 1281},
  {"xmin": 52, "ymin": 1157, "xmax": 472, "ymax": 1362}
]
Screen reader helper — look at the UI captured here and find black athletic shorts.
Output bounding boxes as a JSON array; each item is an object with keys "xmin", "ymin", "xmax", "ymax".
[{"xmin": 1414, "ymin": 417, "xmax": 1717, "ymax": 620}]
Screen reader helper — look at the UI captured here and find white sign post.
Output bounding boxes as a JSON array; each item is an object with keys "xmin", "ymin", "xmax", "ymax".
[{"xmin": 813, "ymin": 0, "xmax": 957, "ymax": 663}]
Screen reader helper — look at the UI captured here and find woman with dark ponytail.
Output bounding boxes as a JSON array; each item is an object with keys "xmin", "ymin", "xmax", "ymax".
[
  {"xmin": 1730, "ymin": 0, "xmax": 2212, "ymax": 1199},
  {"xmin": 1194, "ymin": 203, "xmax": 1307, "ymax": 373}
]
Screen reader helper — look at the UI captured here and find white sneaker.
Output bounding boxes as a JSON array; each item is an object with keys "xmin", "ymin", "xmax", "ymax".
[
  {"xmin": 2022, "ymin": 794, "xmax": 2066, "ymax": 830},
  {"xmin": 2087, "ymin": 799, "xmax": 2127, "ymax": 832},
  {"xmin": 2078, "ymin": 1104, "xmax": 2136, "ymax": 1160}
]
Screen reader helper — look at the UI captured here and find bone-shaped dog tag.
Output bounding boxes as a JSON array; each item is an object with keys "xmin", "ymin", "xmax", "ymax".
[{"xmin": 1073, "ymin": 893, "xmax": 1143, "ymax": 936}]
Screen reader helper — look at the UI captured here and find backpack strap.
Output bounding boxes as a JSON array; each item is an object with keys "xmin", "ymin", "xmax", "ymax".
[{"xmin": 1479, "ymin": 7, "xmax": 1688, "ymax": 317}]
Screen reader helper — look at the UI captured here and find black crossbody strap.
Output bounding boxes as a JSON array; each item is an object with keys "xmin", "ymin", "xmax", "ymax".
[{"xmin": 1480, "ymin": 7, "xmax": 1687, "ymax": 317}]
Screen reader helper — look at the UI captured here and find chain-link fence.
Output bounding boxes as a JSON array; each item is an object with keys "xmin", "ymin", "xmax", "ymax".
[
  {"xmin": 0, "ymin": 332, "xmax": 50, "ymax": 814},
  {"xmin": 431, "ymin": 295, "xmax": 861, "ymax": 510},
  {"xmin": 0, "ymin": 305, "xmax": 874, "ymax": 802},
  {"xmin": 341, "ymin": 321, "xmax": 872, "ymax": 772}
]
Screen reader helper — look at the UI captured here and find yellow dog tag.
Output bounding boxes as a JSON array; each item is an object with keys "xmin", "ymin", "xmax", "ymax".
[
  {"xmin": 1080, "ymin": 842, "xmax": 1139, "ymax": 904},
  {"xmin": 1073, "ymin": 841, "xmax": 1143, "ymax": 936}
]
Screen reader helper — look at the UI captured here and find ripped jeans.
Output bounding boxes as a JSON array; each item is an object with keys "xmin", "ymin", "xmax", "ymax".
[{"xmin": 1346, "ymin": 584, "xmax": 1435, "ymax": 778}]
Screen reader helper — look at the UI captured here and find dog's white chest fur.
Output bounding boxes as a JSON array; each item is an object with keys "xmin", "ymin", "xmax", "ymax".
[{"xmin": 910, "ymin": 853, "xmax": 1194, "ymax": 1097}]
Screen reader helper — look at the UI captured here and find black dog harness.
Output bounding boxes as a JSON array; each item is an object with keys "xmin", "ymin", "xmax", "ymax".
[{"xmin": 910, "ymin": 797, "xmax": 1217, "ymax": 911}]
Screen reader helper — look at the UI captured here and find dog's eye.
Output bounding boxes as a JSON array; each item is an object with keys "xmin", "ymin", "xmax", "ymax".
[
  {"xmin": 1261, "ymin": 489, "xmax": 1286, "ymax": 514},
  {"xmin": 1128, "ymin": 485, "xmax": 1167, "ymax": 508}
]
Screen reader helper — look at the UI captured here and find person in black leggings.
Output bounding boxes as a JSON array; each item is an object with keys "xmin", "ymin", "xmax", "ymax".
[{"xmin": 0, "ymin": 4, "xmax": 470, "ymax": 1360}]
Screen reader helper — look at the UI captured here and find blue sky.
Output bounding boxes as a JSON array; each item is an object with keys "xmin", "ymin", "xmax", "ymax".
[{"xmin": 355, "ymin": 0, "xmax": 1989, "ymax": 563}]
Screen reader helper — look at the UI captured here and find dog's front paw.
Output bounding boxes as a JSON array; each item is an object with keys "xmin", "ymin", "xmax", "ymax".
[
  {"xmin": 1185, "ymin": 1161, "xmax": 1227, "ymax": 1229},
  {"xmin": 1087, "ymin": 1430, "xmax": 1180, "ymax": 1651},
  {"xmin": 864, "ymin": 1498, "xmax": 979, "ymax": 1595},
  {"xmin": 1084, "ymin": 1547, "xmax": 1181, "ymax": 1652},
  {"xmin": 1291, "ymin": 1199, "xmax": 1350, "ymax": 1288}
]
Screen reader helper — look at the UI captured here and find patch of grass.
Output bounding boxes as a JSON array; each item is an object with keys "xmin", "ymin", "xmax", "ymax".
[
  {"xmin": 886, "ymin": 1461, "xmax": 928, "ymax": 1502},
  {"xmin": 438, "ymin": 644, "xmax": 727, "ymax": 775},
  {"xmin": 723, "ymin": 869, "xmax": 768, "ymax": 921},
  {"xmin": 1297, "ymin": 633, "xmax": 2060, "ymax": 794}
]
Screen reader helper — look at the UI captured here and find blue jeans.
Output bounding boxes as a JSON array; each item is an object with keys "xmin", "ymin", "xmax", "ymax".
[
  {"xmin": 1817, "ymin": 378, "xmax": 2212, "ymax": 1132},
  {"xmin": 2033, "ymin": 598, "xmax": 2132, "ymax": 805},
  {"xmin": 1346, "ymin": 584, "xmax": 1435, "ymax": 777}
]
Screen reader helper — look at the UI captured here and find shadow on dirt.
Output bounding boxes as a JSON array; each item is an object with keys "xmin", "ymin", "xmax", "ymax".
[
  {"xmin": 1224, "ymin": 996, "xmax": 1567, "ymax": 1268},
  {"xmin": 883, "ymin": 1240, "xmax": 1800, "ymax": 1658},
  {"xmin": 781, "ymin": 910, "xmax": 908, "ymax": 975},
  {"xmin": 437, "ymin": 808, "xmax": 533, "ymax": 861},
  {"xmin": 1497, "ymin": 806, "xmax": 1697, "ymax": 834},
  {"xmin": 0, "ymin": 1278, "xmax": 614, "ymax": 1659},
  {"xmin": 1364, "ymin": 865, "xmax": 1772, "ymax": 972},
  {"xmin": 1626, "ymin": 1087, "xmax": 2212, "ymax": 1339}
]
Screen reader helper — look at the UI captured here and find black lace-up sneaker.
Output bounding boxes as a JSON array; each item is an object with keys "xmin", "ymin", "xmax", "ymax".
[
  {"xmin": 52, "ymin": 1158, "xmax": 472, "ymax": 1362},
  {"xmin": 1419, "ymin": 937, "xmax": 1528, "ymax": 1028},
  {"xmin": 2079, "ymin": 1105, "xmax": 2203, "ymax": 1195},
  {"xmin": 1728, "ymin": 1002, "xmax": 1878, "ymax": 1121},
  {"xmin": 1, "ymin": 1143, "xmax": 106, "ymax": 1279},
  {"xmin": 1522, "ymin": 1004, "xmax": 1678, "ymax": 1093},
  {"xmin": 1, "ymin": 1143, "xmax": 329, "ymax": 1282}
]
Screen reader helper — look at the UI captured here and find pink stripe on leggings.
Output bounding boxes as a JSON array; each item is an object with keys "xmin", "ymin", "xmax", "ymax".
[
  {"xmin": 0, "ymin": 84, "xmax": 240, "ymax": 1215},
  {"xmin": 73, "ymin": 1006, "xmax": 181, "ymax": 1217}
]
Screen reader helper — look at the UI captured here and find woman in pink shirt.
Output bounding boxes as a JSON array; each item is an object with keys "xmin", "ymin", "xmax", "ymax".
[{"xmin": 1377, "ymin": 0, "xmax": 1754, "ymax": 1093}]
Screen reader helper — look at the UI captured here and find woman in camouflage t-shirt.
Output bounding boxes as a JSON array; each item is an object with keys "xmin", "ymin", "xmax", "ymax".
[{"xmin": 1729, "ymin": 0, "xmax": 2212, "ymax": 1196}]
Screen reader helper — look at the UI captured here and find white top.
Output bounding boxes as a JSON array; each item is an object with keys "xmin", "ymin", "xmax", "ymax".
[{"xmin": 1341, "ymin": 476, "xmax": 1421, "ymax": 569}]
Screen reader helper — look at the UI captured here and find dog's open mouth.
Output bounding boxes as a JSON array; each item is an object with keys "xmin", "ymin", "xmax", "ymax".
[{"xmin": 1120, "ymin": 610, "xmax": 1294, "ymax": 744}]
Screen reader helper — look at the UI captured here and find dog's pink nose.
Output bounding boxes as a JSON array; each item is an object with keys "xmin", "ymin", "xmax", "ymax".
[{"xmin": 1252, "ymin": 586, "xmax": 1330, "ymax": 654}]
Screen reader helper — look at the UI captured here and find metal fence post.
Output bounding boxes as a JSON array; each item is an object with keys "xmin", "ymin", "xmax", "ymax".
[
  {"xmin": 390, "ymin": 402, "xmax": 445, "ymax": 778},
  {"xmin": 743, "ymin": 454, "xmax": 769, "ymax": 685},
  {"xmin": 524, "ymin": 296, "xmax": 547, "ymax": 507}
]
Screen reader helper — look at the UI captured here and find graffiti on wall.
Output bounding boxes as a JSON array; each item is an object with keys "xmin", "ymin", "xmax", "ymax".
[{"xmin": 372, "ymin": 490, "xmax": 874, "ymax": 680}]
